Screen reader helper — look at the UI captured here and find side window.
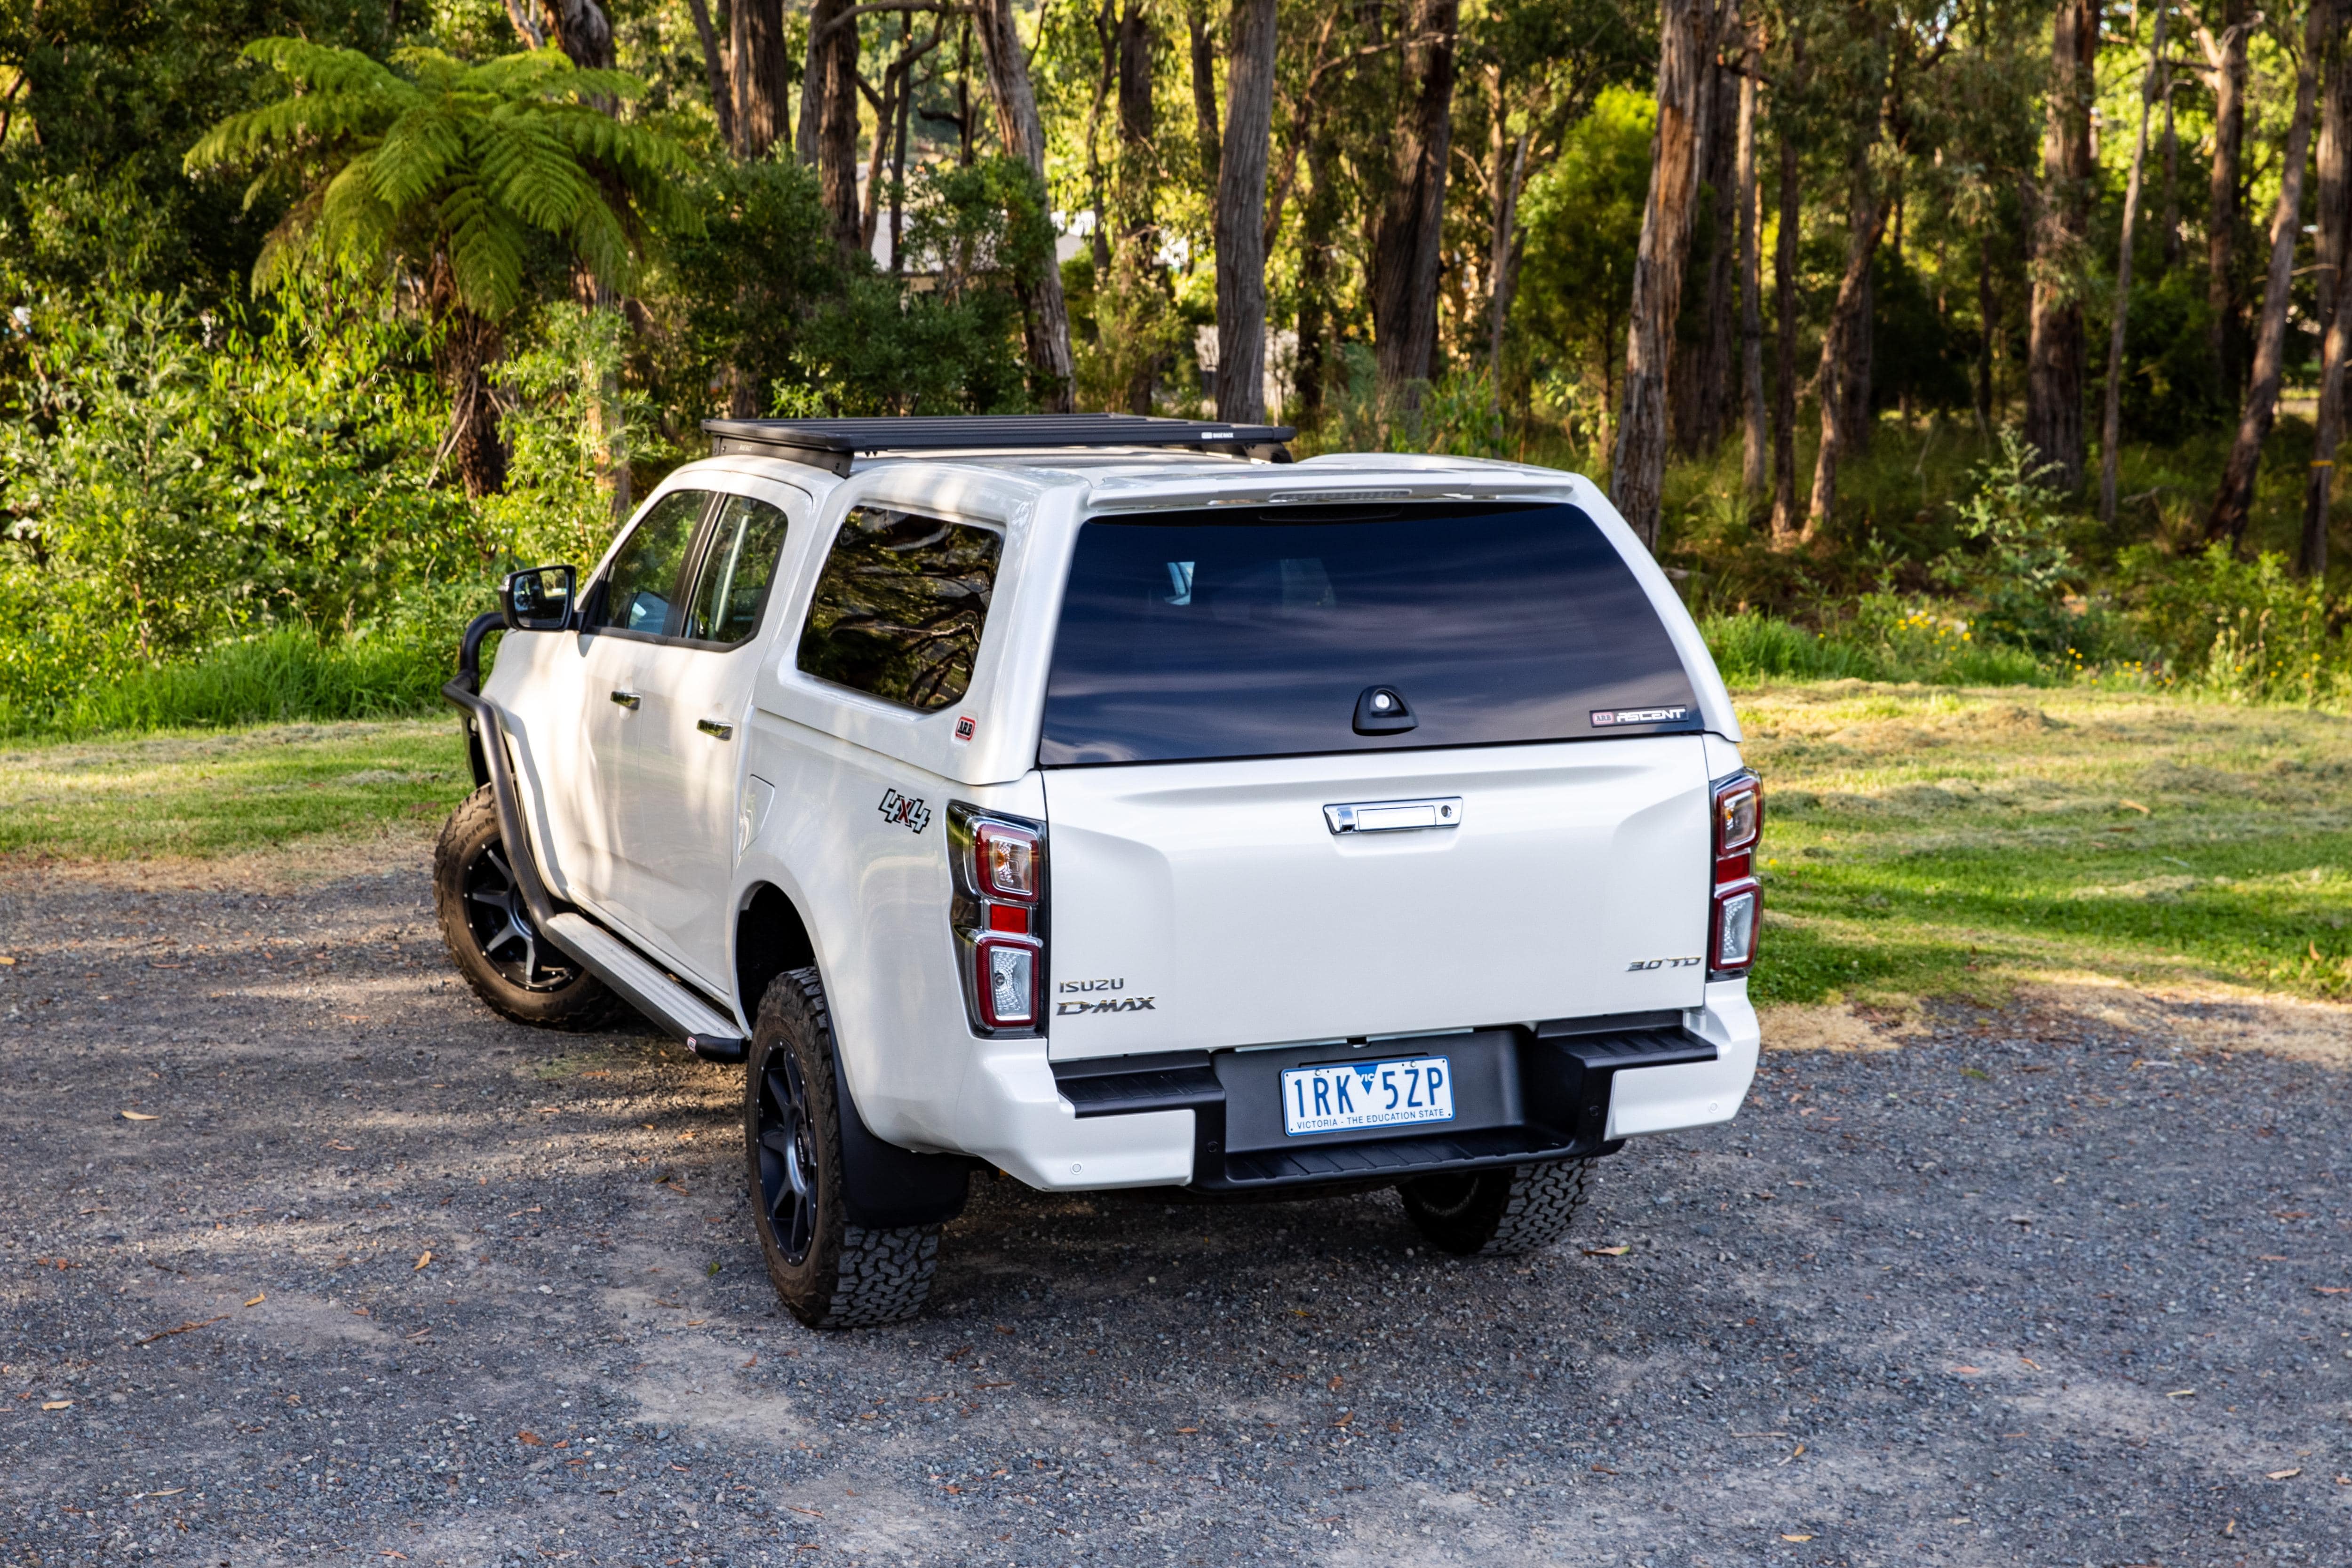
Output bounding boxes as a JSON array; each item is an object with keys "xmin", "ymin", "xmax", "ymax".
[
  {"xmin": 682, "ymin": 494, "xmax": 792, "ymax": 646},
  {"xmin": 796, "ymin": 506, "xmax": 1002, "ymax": 711},
  {"xmin": 588, "ymin": 489, "xmax": 708, "ymax": 637}
]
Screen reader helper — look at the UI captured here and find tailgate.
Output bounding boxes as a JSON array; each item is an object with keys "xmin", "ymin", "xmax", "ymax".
[{"xmin": 1042, "ymin": 737, "xmax": 1711, "ymax": 1059}]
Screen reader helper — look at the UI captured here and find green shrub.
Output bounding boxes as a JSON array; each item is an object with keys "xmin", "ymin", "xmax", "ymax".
[{"xmin": 2125, "ymin": 543, "xmax": 2350, "ymax": 704}]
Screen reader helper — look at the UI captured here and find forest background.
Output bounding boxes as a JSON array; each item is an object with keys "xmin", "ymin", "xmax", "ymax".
[{"xmin": 0, "ymin": 0, "xmax": 2350, "ymax": 735}]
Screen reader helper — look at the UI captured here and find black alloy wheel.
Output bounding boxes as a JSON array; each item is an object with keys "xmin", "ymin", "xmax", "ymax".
[
  {"xmin": 459, "ymin": 840, "xmax": 579, "ymax": 991},
  {"xmin": 753, "ymin": 1042, "xmax": 820, "ymax": 1266},
  {"xmin": 430, "ymin": 784, "xmax": 621, "ymax": 1029}
]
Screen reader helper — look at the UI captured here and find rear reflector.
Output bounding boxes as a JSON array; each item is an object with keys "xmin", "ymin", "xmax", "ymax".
[{"xmin": 987, "ymin": 903, "xmax": 1029, "ymax": 934}]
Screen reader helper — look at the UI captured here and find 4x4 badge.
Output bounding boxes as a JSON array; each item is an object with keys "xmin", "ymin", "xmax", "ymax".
[{"xmin": 878, "ymin": 788, "xmax": 931, "ymax": 834}]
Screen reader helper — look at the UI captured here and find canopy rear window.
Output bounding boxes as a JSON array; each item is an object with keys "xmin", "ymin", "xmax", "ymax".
[{"xmin": 1037, "ymin": 501, "xmax": 1700, "ymax": 766}]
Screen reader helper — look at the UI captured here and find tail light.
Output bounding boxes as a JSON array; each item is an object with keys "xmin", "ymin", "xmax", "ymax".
[
  {"xmin": 949, "ymin": 804, "xmax": 1046, "ymax": 1034},
  {"xmin": 1709, "ymin": 772, "xmax": 1762, "ymax": 977}
]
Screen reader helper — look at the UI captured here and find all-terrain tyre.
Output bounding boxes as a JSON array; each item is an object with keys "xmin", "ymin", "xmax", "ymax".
[
  {"xmin": 432, "ymin": 786, "xmax": 623, "ymax": 1029},
  {"xmin": 746, "ymin": 968, "xmax": 942, "ymax": 1329},
  {"xmin": 1397, "ymin": 1158, "xmax": 1596, "ymax": 1257}
]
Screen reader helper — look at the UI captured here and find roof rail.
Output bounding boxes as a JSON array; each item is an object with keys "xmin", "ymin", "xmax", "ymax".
[{"xmin": 702, "ymin": 414, "xmax": 1296, "ymax": 476}]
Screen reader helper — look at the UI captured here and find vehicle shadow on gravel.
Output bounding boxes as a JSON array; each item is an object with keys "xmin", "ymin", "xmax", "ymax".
[{"xmin": 5, "ymin": 854, "xmax": 2347, "ymax": 1567}]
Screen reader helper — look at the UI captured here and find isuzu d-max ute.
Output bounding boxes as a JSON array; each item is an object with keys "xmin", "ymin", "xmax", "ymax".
[{"xmin": 434, "ymin": 415, "xmax": 1763, "ymax": 1329}]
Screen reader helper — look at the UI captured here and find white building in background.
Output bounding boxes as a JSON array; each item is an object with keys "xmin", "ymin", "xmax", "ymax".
[{"xmin": 1195, "ymin": 325, "xmax": 1298, "ymax": 422}]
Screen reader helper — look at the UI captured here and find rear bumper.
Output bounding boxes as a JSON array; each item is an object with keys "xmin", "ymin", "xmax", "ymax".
[{"xmin": 1008, "ymin": 984, "xmax": 1759, "ymax": 1194}]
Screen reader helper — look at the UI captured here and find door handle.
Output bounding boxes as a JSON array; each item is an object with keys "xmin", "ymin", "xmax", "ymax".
[
  {"xmin": 697, "ymin": 718, "xmax": 735, "ymax": 740},
  {"xmin": 609, "ymin": 690, "xmax": 640, "ymax": 709}
]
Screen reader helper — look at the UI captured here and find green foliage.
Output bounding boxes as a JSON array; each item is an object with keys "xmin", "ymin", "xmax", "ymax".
[
  {"xmin": 1935, "ymin": 430, "xmax": 2085, "ymax": 653},
  {"xmin": 1513, "ymin": 86, "xmax": 1653, "ymax": 398},
  {"xmin": 2125, "ymin": 544, "xmax": 2350, "ymax": 704},
  {"xmin": 654, "ymin": 155, "xmax": 1037, "ymax": 422},
  {"xmin": 0, "ymin": 285, "xmax": 485, "ymax": 732},
  {"xmin": 183, "ymin": 40, "xmax": 698, "ymax": 318},
  {"xmin": 483, "ymin": 299, "xmax": 649, "ymax": 567}
]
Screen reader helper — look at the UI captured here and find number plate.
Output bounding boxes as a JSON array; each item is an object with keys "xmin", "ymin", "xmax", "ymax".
[{"xmin": 1281, "ymin": 1056, "xmax": 1454, "ymax": 1137}]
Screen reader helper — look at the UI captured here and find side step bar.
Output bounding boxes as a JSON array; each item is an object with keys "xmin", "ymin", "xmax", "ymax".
[{"xmin": 445, "ymin": 613, "xmax": 750, "ymax": 1065}]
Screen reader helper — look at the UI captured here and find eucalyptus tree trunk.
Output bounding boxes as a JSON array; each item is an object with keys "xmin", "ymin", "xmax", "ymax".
[
  {"xmin": 683, "ymin": 0, "xmax": 736, "ymax": 151},
  {"xmin": 1805, "ymin": 145, "xmax": 1887, "ymax": 536},
  {"xmin": 1682, "ymin": 50, "xmax": 1738, "ymax": 456},
  {"xmin": 2024, "ymin": 0, "xmax": 2097, "ymax": 489},
  {"xmin": 808, "ymin": 0, "xmax": 863, "ymax": 255},
  {"xmin": 1295, "ymin": 124, "xmax": 1339, "ymax": 428},
  {"xmin": 1737, "ymin": 40, "xmax": 1767, "ymax": 498},
  {"xmin": 1188, "ymin": 0, "xmax": 1222, "ymax": 190},
  {"xmin": 2303, "ymin": 4, "xmax": 2352, "ymax": 574},
  {"xmin": 1610, "ymin": 0, "xmax": 1714, "ymax": 547},
  {"xmin": 1370, "ymin": 0, "xmax": 1461, "ymax": 408},
  {"xmin": 730, "ymin": 0, "xmax": 790, "ymax": 157},
  {"xmin": 2098, "ymin": 0, "xmax": 2168, "ymax": 525},
  {"xmin": 1768, "ymin": 99, "xmax": 1802, "ymax": 541},
  {"xmin": 1215, "ymin": 0, "xmax": 1278, "ymax": 423},
  {"xmin": 1113, "ymin": 0, "xmax": 1158, "ymax": 414},
  {"xmin": 2199, "ymin": 4, "xmax": 2253, "ymax": 391},
  {"xmin": 2208, "ymin": 5, "xmax": 2326, "ymax": 544},
  {"xmin": 539, "ymin": 0, "xmax": 612, "ymax": 68},
  {"xmin": 2159, "ymin": 72, "xmax": 2182, "ymax": 272},
  {"xmin": 977, "ymin": 0, "xmax": 1077, "ymax": 410}
]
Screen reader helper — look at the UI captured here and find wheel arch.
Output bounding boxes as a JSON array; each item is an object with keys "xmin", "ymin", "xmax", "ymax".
[{"xmin": 734, "ymin": 881, "xmax": 818, "ymax": 1028}]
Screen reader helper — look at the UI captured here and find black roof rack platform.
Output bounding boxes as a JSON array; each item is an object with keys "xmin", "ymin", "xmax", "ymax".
[{"xmin": 702, "ymin": 414, "xmax": 1296, "ymax": 475}]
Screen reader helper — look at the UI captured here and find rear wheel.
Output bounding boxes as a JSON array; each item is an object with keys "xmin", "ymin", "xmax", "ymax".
[
  {"xmin": 431, "ymin": 786, "xmax": 620, "ymax": 1029},
  {"xmin": 1397, "ymin": 1158, "xmax": 1595, "ymax": 1257},
  {"xmin": 746, "ymin": 968, "xmax": 942, "ymax": 1329}
]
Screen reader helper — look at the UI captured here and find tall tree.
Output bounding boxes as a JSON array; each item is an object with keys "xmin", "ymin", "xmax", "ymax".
[
  {"xmin": 2196, "ymin": 1, "xmax": 2254, "ymax": 392},
  {"xmin": 1610, "ymin": 0, "xmax": 1714, "ymax": 546},
  {"xmin": 2303, "ymin": 0, "xmax": 2352, "ymax": 573},
  {"xmin": 731, "ymin": 0, "xmax": 790, "ymax": 156},
  {"xmin": 1112, "ymin": 0, "xmax": 1160, "ymax": 414},
  {"xmin": 976, "ymin": 0, "xmax": 1078, "ymax": 409},
  {"xmin": 2024, "ymin": 0, "xmax": 2096, "ymax": 488},
  {"xmin": 1677, "ymin": 34, "xmax": 1737, "ymax": 456},
  {"xmin": 1767, "ymin": 40, "xmax": 1804, "ymax": 541},
  {"xmin": 1188, "ymin": 0, "xmax": 1222, "ymax": 189},
  {"xmin": 1215, "ymin": 0, "xmax": 1278, "ymax": 422},
  {"xmin": 1370, "ymin": 0, "xmax": 1462, "ymax": 404},
  {"xmin": 802, "ymin": 0, "xmax": 863, "ymax": 254},
  {"xmin": 2207, "ymin": 2, "xmax": 2328, "ymax": 542},
  {"xmin": 1806, "ymin": 106, "xmax": 1889, "ymax": 533},
  {"xmin": 2098, "ymin": 0, "xmax": 2168, "ymax": 524},
  {"xmin": 1736, "ymin": 28, "xmax": 1766, "ymax": 497},
  {"xmin": 681, "ymin": 0, "xmax": 735, "ymax": 150}
]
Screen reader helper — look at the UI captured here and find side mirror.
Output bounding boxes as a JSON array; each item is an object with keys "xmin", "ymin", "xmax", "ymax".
[{"xmin": 502, "ymin": 565, "xmax": 577, "ymax": 632}]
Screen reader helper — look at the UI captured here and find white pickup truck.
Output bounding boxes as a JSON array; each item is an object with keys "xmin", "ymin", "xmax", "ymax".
[{"xmin": 435, "ymin": 415, "xmax": 1763, "ymax": 1329}]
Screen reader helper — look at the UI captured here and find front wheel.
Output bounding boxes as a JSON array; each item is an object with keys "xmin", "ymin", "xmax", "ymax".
[
  {"xmin": 431, "ymin": 786, "xmax": 620, "ymax": 1029},
  {"xmin": 746, "ymin": 968, "xmax": 942, "ymax": 1329},
  {"xmin": 1397, "ymin": 1158, "xmax": 1596, "ymax": 1257}
]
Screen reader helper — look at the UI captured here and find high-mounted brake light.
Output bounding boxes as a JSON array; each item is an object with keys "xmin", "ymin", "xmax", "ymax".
[
  {"xmin": 949, "ymin": 804, "xmax": 1047, "ymax": 1035},
  {"xmin": 1709, "ymin": 772, "xmax": 1763, "ymax": 977}
]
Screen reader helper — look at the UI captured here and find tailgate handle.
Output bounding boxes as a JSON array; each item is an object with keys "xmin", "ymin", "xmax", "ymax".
[{"xmin": 1323, "ymin": 797, "xmax": 1462, "ymax": 835}]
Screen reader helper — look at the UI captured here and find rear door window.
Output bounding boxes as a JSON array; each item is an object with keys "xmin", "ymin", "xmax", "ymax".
[
  {"xmin": 682, "ymin": 493, "xmax": 792, "ymax": 646},
  {"xmin": 589, "ymin": 489, "xmax": 710, "ymax": 638},
  {"xmin": 795, "ymin": 506, "xmax": 1002, "ymax": 711},
  {"xmin": 1038, "ymin": 501, "xmax": 1699, "ymax": 765}
]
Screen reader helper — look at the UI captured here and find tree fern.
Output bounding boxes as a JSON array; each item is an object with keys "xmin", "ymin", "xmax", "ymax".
[{"xmin": 186, "ymin": 41, "xmax": 696, "ymax": 319}]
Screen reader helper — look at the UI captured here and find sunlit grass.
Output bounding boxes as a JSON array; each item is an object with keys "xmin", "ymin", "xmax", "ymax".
[
  {"xmin": 0, "ymin": 717, "xmax": 469, "ymax": 860},
  {"xmin": 1741, "ymin": 682, "xmax": 2352, "ymax": 1006}
]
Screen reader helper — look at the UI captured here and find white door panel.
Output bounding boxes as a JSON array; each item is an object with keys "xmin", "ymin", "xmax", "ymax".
[{"xmin": 1042, "ymin": 737, "xmax": 1711, "ymax": 1060}]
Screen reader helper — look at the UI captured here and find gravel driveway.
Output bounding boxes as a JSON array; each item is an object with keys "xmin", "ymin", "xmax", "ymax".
[{"xmin": 3, "ymin": 843, "xmax": 2346, "ymax": 1568}]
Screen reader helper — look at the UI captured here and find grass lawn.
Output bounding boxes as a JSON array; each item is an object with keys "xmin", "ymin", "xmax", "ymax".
[
  {"xmin": 2, "ymin": 691, "xmax": 2345, "ymax": 1012},
  {"xmin": 0, "ymin": 717, "xmax": 469, "ymax": 860},
  {"xmin": 1743, "ymin": 683, "xmax": 2352, "ymax": 1007}
]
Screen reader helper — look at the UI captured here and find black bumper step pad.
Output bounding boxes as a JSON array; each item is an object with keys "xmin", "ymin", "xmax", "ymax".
[{"xmin": 1048, "ymin": 1014, "xmax": 1718, "ymax": 1193}]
